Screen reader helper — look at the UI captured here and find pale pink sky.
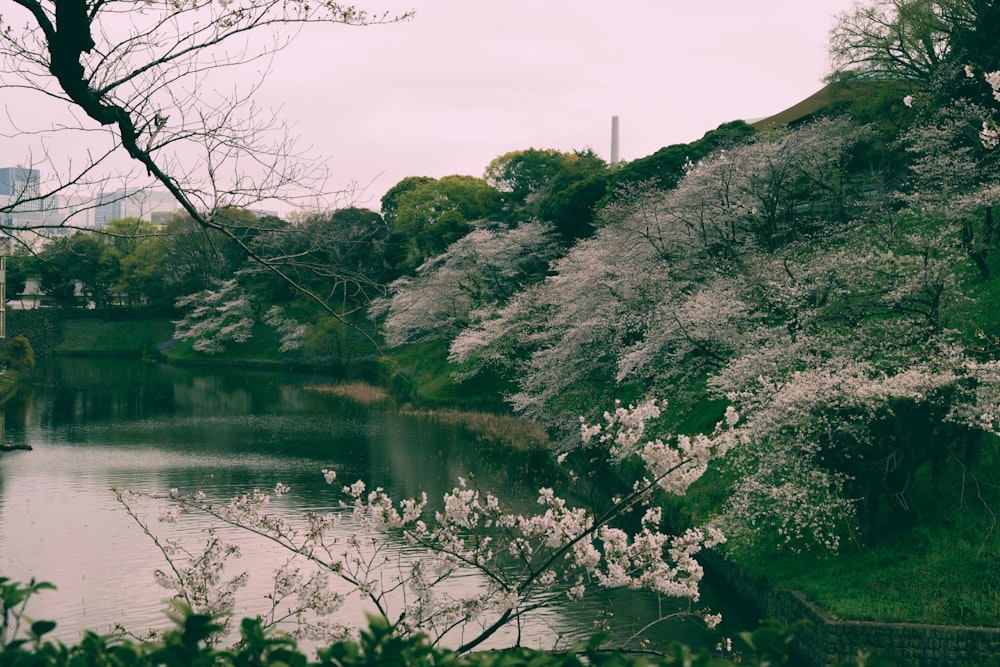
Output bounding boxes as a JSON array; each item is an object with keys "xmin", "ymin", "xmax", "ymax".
[
  {"xmin": 1, "ymin": 1, "xmax": 858, "ymax": 214},
  {"xmin": 260, "ymin": 1, "xmax": 858, "ymax": 210}
]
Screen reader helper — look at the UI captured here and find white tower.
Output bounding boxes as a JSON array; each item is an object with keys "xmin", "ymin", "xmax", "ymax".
[{"xmin": 610, "ymin": 115, "xmax": 621, "ymax": 167}]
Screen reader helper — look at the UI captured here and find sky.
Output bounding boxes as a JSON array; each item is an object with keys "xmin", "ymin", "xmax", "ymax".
[
  {"xmin": 1, "ymin": 1, "xmax": 859, "ymax": 216},
  {"xmin": 256, "ymin": 0, "xmax": 859, "ymax": 211}
]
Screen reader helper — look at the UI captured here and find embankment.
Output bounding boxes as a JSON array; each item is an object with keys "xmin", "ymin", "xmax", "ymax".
[{"xmin": 706, "ymin": 554, "xmax": 1000, "ymax": 666}]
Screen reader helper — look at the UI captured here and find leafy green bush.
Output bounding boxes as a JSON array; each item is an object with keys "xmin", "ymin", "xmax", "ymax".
[
  {"xmin": 1, "ymin": 576, "xmax": 919, "ymax": 667},
  {"xmin": 3, "ymin": 336, "xmax": 34, "ymax": 373}
]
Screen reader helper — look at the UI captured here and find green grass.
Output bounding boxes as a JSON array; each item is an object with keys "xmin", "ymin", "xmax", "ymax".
[
  {"xmin": 733, "ymin": 528, "xmax": 1000, "ymax": 626},
  {"xmin": 163, "ymin": 322, "xmax": 287, "ymax": 365},
  {"xmin": 388, "ymin": 339, "xmax": 513, "ymax": 408},
  {"xmin": 55, "ymin": 318, "xmax": 175, "ymax": 356}
]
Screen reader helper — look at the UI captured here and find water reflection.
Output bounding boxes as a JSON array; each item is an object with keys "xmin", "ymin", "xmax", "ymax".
[{"xmin": 0, "ymin": 359, "xmax": 753, "ymax": 652}]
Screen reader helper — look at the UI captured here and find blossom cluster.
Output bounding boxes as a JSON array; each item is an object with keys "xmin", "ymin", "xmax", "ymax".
[
  {"xmin": 962, "ymin": 64, "xmax": 1000, "ymax": 148},
  {"xmin": 118, "ymin": 401, "xmax": 732, "ymax": 652}
]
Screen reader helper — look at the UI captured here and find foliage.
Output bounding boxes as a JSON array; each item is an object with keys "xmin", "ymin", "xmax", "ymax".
[
  {"xmin": 483, "ymin": 148, "xmax": 576, "ymax": 212},
  {"xmin": 607, "ymin": 121, "xmax": 757, "ymax": 195},
  {"xmin": 388, "ymin": 176, "xmax": 504, "ymax": 271},
  {"xmin": 160, "ymin": 213, "xmax": 253, "ymax": 298},
  {"xmin": 2, "ymin": 249, "xmax": 32, "ymax": 301},
  {"xmin": 33, "ymin": 232, "xmax": 111, "ymax": 307},
  {"xmin": 535, "ymin": 153, "xmax": 611, "ymax": 243},
  {"xmin": 828, "ymin": 0, "xmax": 973, "ymax": 83},
  {"xmin": 381, "ymin": 177, "xmax": 438, "ymax": 228},
  {"xmin": 273, "ymin": 207, "xmax": 392, "ymax": 308},
  {"xmin": 0, "ymin": 576, "xmax": 920, "ymax": 666},
  {"xmin": 2, "ymin": 336, "xmax": 34, "ymax": 373}
]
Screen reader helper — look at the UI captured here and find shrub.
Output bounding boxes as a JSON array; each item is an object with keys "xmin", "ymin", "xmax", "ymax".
[{"xmin": 3, "ymin": 335, "xmax": 34, "ymax": 373}]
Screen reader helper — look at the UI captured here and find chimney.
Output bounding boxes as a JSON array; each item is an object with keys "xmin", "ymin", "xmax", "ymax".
[{"xmin": 610, "ymin": 115, "xmax": 620, "ymax": 167}]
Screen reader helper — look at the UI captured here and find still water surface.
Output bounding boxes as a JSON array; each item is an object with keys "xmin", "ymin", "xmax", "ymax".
[{"xmin": 0, "ymin": 359, "xmax": 750, "ymax": 652}]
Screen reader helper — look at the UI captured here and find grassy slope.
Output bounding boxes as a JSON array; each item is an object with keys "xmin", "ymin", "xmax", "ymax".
[
  {"xmin": 700, "ymin": 241, "xmax": 1000, "ymax": 627},
  {"xmin": 55, "ymin": 318, "xmax": 175, "ymax": 356},
  {"xmin": 387, "ymin": 339, "xmax": 514, "ymax": 409}
]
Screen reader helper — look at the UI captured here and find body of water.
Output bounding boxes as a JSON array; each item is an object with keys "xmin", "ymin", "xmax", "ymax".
[{"xmin": 0, "ymin": 359, "xmax": 752, "ymax": 653}]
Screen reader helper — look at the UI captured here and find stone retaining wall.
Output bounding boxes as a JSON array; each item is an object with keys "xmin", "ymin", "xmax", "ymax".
[
  {"xmin": 4, "ymin": 309, "xmax": 62, "ymax": 355},
  {"xmin": 706, "ymin": 554, "xmax": 1000, "ymax": 666}
]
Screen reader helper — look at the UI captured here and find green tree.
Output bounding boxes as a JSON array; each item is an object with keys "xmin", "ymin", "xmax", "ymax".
[
  {"xmin": 117, "ymin": 235, "xmax": 173, "ymax": 308},
  {"xmin": 266, "ymin": 207, "xmax": 391, "ymax": 310},
  {"xmin": 380, "ymin": 176, "xmax": 436, "ymax": 227},
  {"xmin": 391, "ymin": 175, "xmax": 502, "ymax": 270},
  {"xmin": 609, "ymin": 121, "xmax": 757, "ymax": 193},
  {"xmin": 34, "ymin": 232, "xmax": 114, "ymax": 307},
  {"xmin": 3, "ymin": 247, "xmax": 34, "ymax": 301},
  {"xmin": 161, "ymin": 213, "xmax": 251, "ymax": 298},
  {"xmin": 483, "ymin": 148, "xmax": 573, "ymax": 212},
  {"xmin": 534, "ymin": 150, "xmax": 609, "ymax": 243},
  {"xmin": 949, "ymin": 0, "xmax": 1000, "ymax": 73},
  {"xmin": 99, "ymin": 217, "xmax": 169, "ymax": 307},
  {"xmin": 4, "ymin": 334, "xmax": 35, "ymax": 372}
]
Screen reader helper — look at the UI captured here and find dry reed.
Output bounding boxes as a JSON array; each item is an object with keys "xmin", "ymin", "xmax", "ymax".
[
  {"xmin": 304, "ymin": 382, "xmax": 390, "ymax": 404},
  {"xmin": 399, "ymin": 407, "xmax": 550, "ymax": 451}
]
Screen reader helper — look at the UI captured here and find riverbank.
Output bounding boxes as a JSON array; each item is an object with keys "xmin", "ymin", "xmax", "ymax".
[{"xmin": 6, "ymin": 310, "xmax": 510, "ymax": 409}]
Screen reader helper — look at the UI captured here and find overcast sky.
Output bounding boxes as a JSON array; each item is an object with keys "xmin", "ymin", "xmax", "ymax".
[
  {"xmin": 254, "ymin": 0, "xmax": 858, "ymax": 210},
  {"xmin": 1, "ymin": 1, "xmax": 858, "ymax": 215}
]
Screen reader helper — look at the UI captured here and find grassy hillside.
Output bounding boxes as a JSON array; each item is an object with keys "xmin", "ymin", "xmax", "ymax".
[{"xmin": 55, "ymin": 318, "xmax": 175, "ymax": 356}]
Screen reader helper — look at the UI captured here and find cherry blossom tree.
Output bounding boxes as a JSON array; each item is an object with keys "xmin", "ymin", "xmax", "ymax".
[
  {"xmin": 452, "ymin": 119, "xmax": 874, "ymax": 433},
  {"xmin": 450, "ymin": 109, "xmax": 1000, "ymax": 552},
  {"xmin": 372, "ymin": 221, "xmax": 559, "ymax": 348}
]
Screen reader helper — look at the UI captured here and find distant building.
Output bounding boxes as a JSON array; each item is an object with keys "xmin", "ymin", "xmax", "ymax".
[
  {"xmin": 0, "ymin": 166, "xmax": 40, "ymax": 201},
  {"xmin": 0, "ymin": 166, "xmax": 61, "ymax": 249},
  {"xmin": 93, "ymin": 188, "xmax": 179, "ymax": 228}
]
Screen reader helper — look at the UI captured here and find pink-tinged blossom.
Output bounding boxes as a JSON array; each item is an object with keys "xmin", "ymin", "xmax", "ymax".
[
  {"xmin": 986, "ymin": 71, "xmax": 1000, "ymax": 102},
  {"xmin": 117, "ymin": 400, "xmax": 729, "ymax": 651}
]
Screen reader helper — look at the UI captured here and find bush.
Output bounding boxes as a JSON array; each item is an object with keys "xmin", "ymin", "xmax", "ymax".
[
  {"xmin": 1, "ymin": 577, "xmax": 918, "ymax": 667},
  {"xmin": 3, "ymin": 335, "xmax": 34, "ymax": 373}
]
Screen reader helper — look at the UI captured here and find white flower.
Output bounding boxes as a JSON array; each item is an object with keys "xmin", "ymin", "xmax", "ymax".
[
  {"xmin": 981, "ymin": 121, "xmax": 1000, "ymax": 149},
  {"xmin": 903, "ymin": 95, "xmax": 913, "ymax": 108},
  {"xmin": 985, "ymin": 71, "xmax": 1000, "ymax": 101}
]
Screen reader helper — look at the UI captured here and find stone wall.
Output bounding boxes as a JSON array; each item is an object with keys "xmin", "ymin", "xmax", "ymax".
[
  {"xmin": 4, "ymin": 309, "xmax": 62, "ymax": 355},
  {"xmin": 706, "ymin": 554, "xmax": 1000, "ymax": 666}
]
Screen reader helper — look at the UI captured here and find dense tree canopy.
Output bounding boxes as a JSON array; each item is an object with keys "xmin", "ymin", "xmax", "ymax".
[
  {"xmin": 608, "ymin": 121, "xmax": 758, "ymax": 192},
  {"xmin": 483, "ymin": 148, "xmax": 575, "ymax": 212},
  {"xmin": 388, "ymin": 175, "xmax": 503, "ymax": 271}
]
